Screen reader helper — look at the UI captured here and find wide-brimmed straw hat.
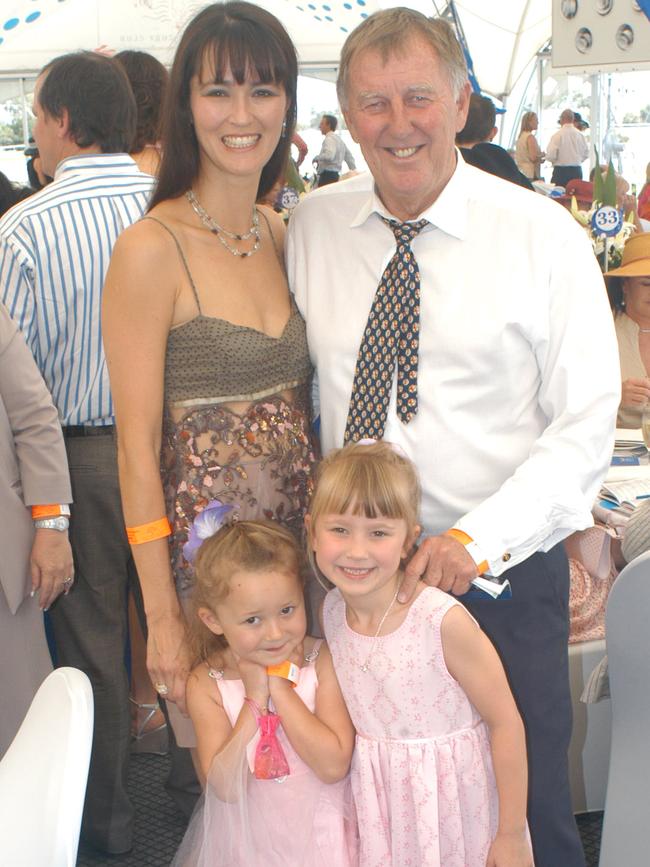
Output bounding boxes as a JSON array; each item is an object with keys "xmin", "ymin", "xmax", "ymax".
[{"xmin": 606, "ymin": 232, "xmax": 650, "ymax": 278}]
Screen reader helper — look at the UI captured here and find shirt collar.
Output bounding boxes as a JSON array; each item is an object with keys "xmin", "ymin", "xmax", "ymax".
[
  {"xmin": 349, "ymin": 149, "xmax": 469, "ymax": 241},
  {"xmin": 54, "ymin": 152, "xmax": 138, "ymax": 180}
]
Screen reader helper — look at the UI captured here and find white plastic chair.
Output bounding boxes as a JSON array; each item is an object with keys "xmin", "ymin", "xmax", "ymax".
[
  {"xmin": 0, "ymin": 667, "xmax": 94, "ymax": 867},
  {"xmin": 599, "ymin": 550, "xmax": 650, "ymax": 867}
]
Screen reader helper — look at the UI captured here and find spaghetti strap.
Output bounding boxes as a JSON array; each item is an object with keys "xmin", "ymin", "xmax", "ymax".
[
  {"xmin": 305, "ymin": 638, "xmax": 324, "ymax": 664},
  {"xmin": 142, "ymin": 215, "xmax": 203, "ymax": 316},
  {"xmin": 258, "ymin": 208, "xmax": 284, "ymax": 268}
]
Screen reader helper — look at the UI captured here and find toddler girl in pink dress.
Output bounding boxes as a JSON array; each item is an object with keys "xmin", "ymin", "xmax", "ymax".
[
  {"xmin": 306, "ymin": 441, "xmax": 533, "ymax": 867},
  {"xmin": 173, "ymin": 516, "xmax": 357, "ymax": 866}
]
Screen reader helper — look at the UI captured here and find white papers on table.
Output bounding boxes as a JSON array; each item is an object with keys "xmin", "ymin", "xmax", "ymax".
[
  {"xmin": 614, "ymin": 427, "xmax": 646, "ymax": 455},
  {"xmin": 599, "ymin": 477, "xmax": 650, "ymax": 514}
]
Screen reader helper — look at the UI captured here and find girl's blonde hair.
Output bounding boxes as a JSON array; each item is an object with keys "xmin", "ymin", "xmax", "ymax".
[
  {"xmin": 191, "ymin": 520, "xmax": 303, "ymax": 661},
  {"xmin": 308, "ymin": 441, "xmax": 421, "ymax": 537}
]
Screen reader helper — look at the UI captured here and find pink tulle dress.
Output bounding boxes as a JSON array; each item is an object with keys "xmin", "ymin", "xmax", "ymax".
[
  {"xmin": 172, "ymin": 641, "xmax": 358, "ymax": 867},
  {"xmin": 323, "ymin": 586, "xmax": 499, "ymax": 867}
]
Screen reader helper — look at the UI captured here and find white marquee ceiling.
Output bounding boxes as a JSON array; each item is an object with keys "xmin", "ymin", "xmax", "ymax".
[{"xmin": 0, "ymin": 0, "xmax": 551, "ymax": 99}]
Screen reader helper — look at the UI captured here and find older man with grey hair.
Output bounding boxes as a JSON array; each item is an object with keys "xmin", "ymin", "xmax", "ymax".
[
  {"xmin": 547, "ymin": 108, "xmax": 590, "ymax": 186},
  {"xmin": 287, "ymin": 8, "xmax": 619, "ymax": 866}
]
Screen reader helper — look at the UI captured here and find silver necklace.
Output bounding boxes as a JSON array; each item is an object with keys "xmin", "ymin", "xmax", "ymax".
[
  {"xmin": 186, "ymin": 189, "xmax": 261, "ymax": 258},
  {"xmin": 359, "ymin": 581, "xmax": 402, "ymax": 673}
]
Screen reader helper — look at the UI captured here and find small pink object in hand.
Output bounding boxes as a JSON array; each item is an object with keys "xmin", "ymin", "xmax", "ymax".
[{"xmin": 244, "ymin": 698, "xmax": 290, "ymax": 780}]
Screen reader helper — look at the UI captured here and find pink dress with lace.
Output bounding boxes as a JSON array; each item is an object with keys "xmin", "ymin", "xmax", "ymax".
[
  {"xmin": 172, "ymin": 643, "xmax": 357, "ymax": 867},
  {"xmin": 323, "ymin": 586, "xmax": 499, "ymax": 867}
]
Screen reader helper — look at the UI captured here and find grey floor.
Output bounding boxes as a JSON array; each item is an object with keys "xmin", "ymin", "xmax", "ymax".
[
  {"xmin": 76, "ymin": 753, "xmax": 186, "ymax": 867},
  {"xmin": 76, "ymin": 752, "xmax": 603, "ymax": 867}
]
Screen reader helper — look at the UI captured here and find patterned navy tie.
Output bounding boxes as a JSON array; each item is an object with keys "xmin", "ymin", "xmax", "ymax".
[{"xmin": 344, "ymin": 217, "xmax": 429, "ymax": 442}]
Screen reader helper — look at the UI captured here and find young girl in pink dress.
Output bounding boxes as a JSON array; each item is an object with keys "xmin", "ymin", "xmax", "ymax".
[
  {"xmin": 306, "ymin": 442, "xmax": 533, "ymax": 867},
  {"xmin": 173, "ymin": 515, "xmax": 357, "ymax": 866}
]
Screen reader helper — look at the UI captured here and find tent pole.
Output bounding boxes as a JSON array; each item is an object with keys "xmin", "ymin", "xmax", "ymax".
[
  {"xmin": 589, "ymin": 73, "xmax": 601, "ymax": 175},
  {"xmin": 536, "ymin": 54, "xmax": 543, "ymax": 129},
  {"xmin": 19, "ymin": 77, "xmax": 29, "ymax": 148}
]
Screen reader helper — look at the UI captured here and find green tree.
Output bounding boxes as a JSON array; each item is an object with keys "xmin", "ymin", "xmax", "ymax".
[
  {"xmin": 0, "ymin": 100, "xmax": 26, "ymax": 146},
  {"xmin": 309, "ymin": 108, "xmax": 345, "ymax": 129}
]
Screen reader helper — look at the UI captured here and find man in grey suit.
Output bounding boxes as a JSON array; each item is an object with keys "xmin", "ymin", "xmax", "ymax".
[{"xmin": 0, "ymin": 301, "xmax": 73, "ymax": 758}]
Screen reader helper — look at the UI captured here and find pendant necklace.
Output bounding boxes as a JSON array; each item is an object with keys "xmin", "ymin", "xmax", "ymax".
[
  {"xmin": 359, "ymin": 580, "xmax": 402, "ymax": 673},
  {"xmin": 186, "ymin": 189, "xmax": 261, "ymax": 258}
]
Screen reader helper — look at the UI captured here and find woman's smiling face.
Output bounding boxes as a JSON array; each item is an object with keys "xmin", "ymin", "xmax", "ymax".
[{"xmin": 189, "ymin": 56, "xmax": 287, "ymax": 182}]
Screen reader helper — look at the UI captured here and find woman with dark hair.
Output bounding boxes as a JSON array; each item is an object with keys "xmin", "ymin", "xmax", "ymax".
[
  {"xmin": 605, "ymin": 233, "xmax": 650, "ymax": 427},
  {"xmin": 0, "ymin": 172, "xmax": 32, "ymax": 217},
  {"xmin": 114, "ymin": 50, "xmax": 169, "ymax": 176},
  {"xmin": 102, "ymin": 2, "xmax": 314, "ymax": 747}
]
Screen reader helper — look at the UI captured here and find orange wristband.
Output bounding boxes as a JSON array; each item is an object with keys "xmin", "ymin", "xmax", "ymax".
[
  {"xmin": 32, "ymin": 504, "xmax": 70, "ymax": 519},
  {"xmin": 444, "ymin": 529, "xmax": 489, "ymax": 575},
  {"xmin": 126, "ymin": 517, "xmax": 172, "ymax": 546},
  {"xmin": 267, "ymin": 661, "xmax": 300, "ymax": 686}
]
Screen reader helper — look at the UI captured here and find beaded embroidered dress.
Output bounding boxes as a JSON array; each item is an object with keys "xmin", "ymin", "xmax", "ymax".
[
  {"xmin": 323, "ymin": 586, "xmax": 499, "ymax": 867},
  {"xmin": 152, "ymin": 219, "xmax": 315, "ymax": 598},
  {"xmin": 172, "ymin": 644, "xmax": 358, "ymax": 867}
]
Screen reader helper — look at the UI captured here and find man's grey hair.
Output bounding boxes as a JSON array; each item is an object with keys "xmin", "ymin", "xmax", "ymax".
[{"xmin": 336, "ymin": 9, "xmax": 468, "ymax": 109}]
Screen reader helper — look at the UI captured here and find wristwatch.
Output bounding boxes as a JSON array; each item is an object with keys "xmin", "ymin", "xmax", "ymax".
[{"xmin": 34, "ymin": 516, "xmax": 70, "ymax": 532}]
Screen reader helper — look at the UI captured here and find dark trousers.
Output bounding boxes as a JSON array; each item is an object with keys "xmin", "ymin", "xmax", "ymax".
[
  {"xmin": 460, "ymin": 545, "xmax": 586, "ymax": 867},
  {"xmin": 551, "ymin": 165, "xmax": 582, "ymax": 187},
  {"xmin": 317, "ymin": 169, "xmax": 340, "ymax": 187},
  {"xmin": 51, "ymin": 432, "xmax": 199, "ymax": 853},
  {"xmin": 50, "ymin": 432, "xmax": 137, "ymax": 853}
]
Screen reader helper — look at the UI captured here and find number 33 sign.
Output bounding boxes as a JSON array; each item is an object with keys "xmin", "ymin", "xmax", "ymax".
[{"xmin": 591, "ymin": 205, "xmax": 623, "ymax": 237}]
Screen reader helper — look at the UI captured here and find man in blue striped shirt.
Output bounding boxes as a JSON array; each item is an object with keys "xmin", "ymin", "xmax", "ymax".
[{"xmin": 0, "ymin": 52, "xmax": 155, "ymax": 856}]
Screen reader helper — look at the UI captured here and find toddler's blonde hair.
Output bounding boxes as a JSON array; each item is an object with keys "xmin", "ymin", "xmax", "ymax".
[{"xmin": 191, "ymin": 520, "xmax": 303, "ymax": 661}]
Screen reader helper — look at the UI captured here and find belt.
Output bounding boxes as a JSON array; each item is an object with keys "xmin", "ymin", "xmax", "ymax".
[{"xmin": 62, "ymin": 424, "xmax": 114, "ymax": 437}]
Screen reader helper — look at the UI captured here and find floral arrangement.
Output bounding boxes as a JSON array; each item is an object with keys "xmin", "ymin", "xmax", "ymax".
[{"xmin": 569, "ymin": 152, "xmax": 636, "ymax": 273}]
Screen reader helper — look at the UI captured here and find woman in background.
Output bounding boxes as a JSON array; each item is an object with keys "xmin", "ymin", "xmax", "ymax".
[
  {"xmin": 0, "ymin": 302, "xmax": 73, "ymax": 757},
  {"xmin": 606, "ymin": 233, "xmax": 650, "ymax": 427},
  {"xmin": 0, "ymin": 171, "xmax": 31, "ymax": 217},
  {"xmin": 515, "ymin": 111, "xmax": 544, "ymax": 181},
  {"xmin": 114, "ymin": 50, "xmax": 168, "ymax": 176},
  {"xmin": 638, "ymin": 161, "xmax": 650, "ymax": 222}
]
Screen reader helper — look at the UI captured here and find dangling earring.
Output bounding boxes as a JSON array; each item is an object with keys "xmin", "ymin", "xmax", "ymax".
[{"xmin": 281, "ymin": 119, "xmax": 287, "ymax": 138}]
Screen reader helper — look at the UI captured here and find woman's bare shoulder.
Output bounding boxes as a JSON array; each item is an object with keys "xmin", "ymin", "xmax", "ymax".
[{"xmin": 111, "ymin": 202, "xmax": 191, "ymax": 284}]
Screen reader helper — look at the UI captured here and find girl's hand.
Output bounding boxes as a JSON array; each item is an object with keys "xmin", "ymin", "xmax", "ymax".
[
  {"xmin": 268, "ymin": 672, "xmax": 294, "ymax": 701},
  {"xmin": 235, "ymin": 655, "xmax": 269, "ymax": 708},
  {"xmin": 486, "ymin": 830, "xmax": 533, "ymax": 867},
  {"xmin": 147, "ymin": 611, "xmax": 193, "ymax": 715}
]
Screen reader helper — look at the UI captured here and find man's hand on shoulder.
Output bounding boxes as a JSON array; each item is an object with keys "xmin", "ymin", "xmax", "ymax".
[{"xmin": 398, "ymin": 534, "xmax": 477, "ymax": 602}]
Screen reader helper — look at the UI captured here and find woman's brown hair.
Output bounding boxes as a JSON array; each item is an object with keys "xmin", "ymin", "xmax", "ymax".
[{"xmin": 149, "ymin": 1, "xmax": 297, "ymax": 210}]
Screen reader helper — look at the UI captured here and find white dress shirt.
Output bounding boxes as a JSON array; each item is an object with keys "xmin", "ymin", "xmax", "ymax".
[
  {"xmin": 315, "ymin": 131, "xmax": 356, "ymax": 174},
  {"xmin": 546, "ymin": 124, "xmax": 589, "ymax": 167},
  {"xmin": 287, "ymin": 156, "xmax": 620, "ymax": 575}
]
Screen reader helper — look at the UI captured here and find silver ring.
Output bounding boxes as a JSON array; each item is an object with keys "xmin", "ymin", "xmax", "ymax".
[
  {"xmin": 155, "ymin": 682, "xmax": 169, "ymax": 696},
  {"xmin": 62, "ymin": 576, "xmax": 73, "ymax": 586}
]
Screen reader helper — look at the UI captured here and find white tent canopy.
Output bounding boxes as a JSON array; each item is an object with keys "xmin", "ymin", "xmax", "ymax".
[{"xmin": 1, "ymin": 0, "xmax": 551, "ymax": 100}]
